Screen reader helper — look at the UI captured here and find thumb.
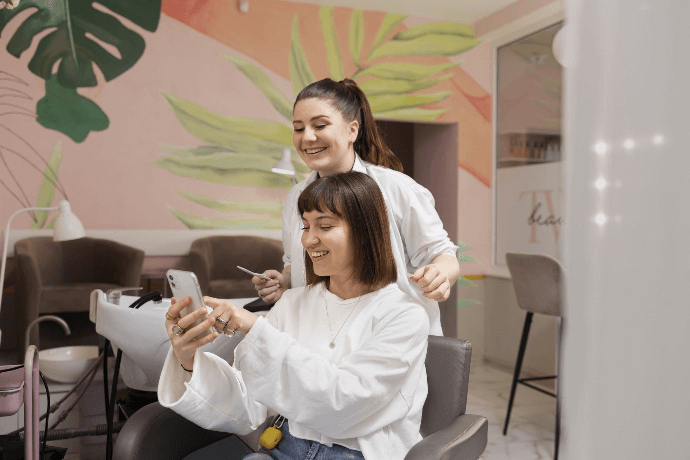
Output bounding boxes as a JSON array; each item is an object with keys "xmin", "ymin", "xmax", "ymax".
[{"xmin": 409, "ymin": 266, "xmax": 427, "ymax": 282}]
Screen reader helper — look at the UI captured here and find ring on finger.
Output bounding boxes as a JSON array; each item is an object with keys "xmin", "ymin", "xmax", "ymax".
[
  {"xmin": 172, "ymin": 323, "xmax": 186, "ymax": 336},
  {"xmin": 224, "ymin": 328, "xmax": 236, "ymax": 337},
  {"xmin": 165, "ymin": 313, "xmax": 178, "ymax": 321},
  {"xmin": 215, "ymin": 317, "xmax": 228, "ymax": 328}
]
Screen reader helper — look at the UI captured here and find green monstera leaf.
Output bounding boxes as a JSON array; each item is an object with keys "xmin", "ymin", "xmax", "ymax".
[{"xmin": 0, "ymin": 0, "xmax": 161, "ymax": 88}]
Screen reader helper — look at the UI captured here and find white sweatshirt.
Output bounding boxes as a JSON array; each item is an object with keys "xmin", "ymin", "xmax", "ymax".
[
  {"xmin": 158, "ymin": 283, "xmax": 430, "ymax": 460},
  {"xmin": 282, "ymin": 155, "xmax": 458, "ymax": 336}
]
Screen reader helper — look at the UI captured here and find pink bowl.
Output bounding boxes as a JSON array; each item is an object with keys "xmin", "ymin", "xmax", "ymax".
[{"xmin": 0, "ymin": 365, "xmax": 25, "ymax": 416}]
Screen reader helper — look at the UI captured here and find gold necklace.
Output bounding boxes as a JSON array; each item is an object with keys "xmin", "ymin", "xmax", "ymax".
[{"xmin": 325, "ymin": 293, "xmax": 363, "ymax": 349}]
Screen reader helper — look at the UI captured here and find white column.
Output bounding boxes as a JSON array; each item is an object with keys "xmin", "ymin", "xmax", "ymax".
[{"xmin": 561, "ymin": 0, "xmax": 690, "ymax": 458}]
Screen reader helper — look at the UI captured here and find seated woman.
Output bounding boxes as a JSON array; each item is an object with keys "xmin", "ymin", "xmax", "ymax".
[{"xmin": 158, "ymin": 171, "xmax": 430, "ymax": 460}]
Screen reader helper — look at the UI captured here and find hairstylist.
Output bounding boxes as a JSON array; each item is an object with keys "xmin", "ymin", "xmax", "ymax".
[
  {"xmin": 160, "ymin": 172, "xmax": 430, "ymax": 460},
  {"xmin": 254, "ymin": 78, "xmax": 459, "ymax": 336}
]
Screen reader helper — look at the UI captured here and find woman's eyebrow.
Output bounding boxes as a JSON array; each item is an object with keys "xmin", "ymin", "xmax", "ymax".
[{"xmin": 293, "ymin": 115, "xmax": 330, "ymax": 124}]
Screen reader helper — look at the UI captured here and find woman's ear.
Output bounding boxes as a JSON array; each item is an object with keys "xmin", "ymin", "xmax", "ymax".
[{"xmin": 349, "ymin": 120, "xmax": 359, "ymax": 144}]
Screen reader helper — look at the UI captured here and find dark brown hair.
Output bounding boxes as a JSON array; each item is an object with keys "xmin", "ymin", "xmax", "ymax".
[
  {"xmin": 294, "ymin": 78, "xmax": 403, "ymax": 172},
  {"xmin": 298, "ymin": 171, "xmax": 397, "ymax": 290}
]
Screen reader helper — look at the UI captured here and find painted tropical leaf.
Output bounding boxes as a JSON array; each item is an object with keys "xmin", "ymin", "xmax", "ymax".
[
  {"xmin": 369, "ymin": 13, "xmax": 407, "ymax": 55},
  {"xmin": 177, "ymin": 191, "xmax": 283, "ymax": 215},
  {"xmin": 155, "ymin": 157, "xmax": 294, "ymax": 189},
  {"xmin": 373, "ymin": 107, "xmax": 449, "ymax": 122},
  {"xmin": 30, "ymin": 140, "xmax": 61, "ymax": 229},
  {"xmin": 220, "ymin": 54, "xmax": 293, "ymax": 121},
  {"xmin": 456, "ymin": 277, "xmax": 477, "ymax": 288},
  {"xmin": 368, "ymin": 91, "xmax": 452, "ymax": 113},
  {"xmin": 348, "ymin": 9, "xmax": 364, "ymax": 67},
  {"xmin": 458, "ymin": 299, "xmax": 482, "ymax": 310},
  {"xmin": 36, "ymin": 75, "xmax": 108, "ymax": 141},
  {"xmin": 289, "ymin": 15, "xmax": 315, "ymax": 96},
  {"xmin": 162, "ymin": 91, "xmax": 294, "ymax": 153},
  {"xmin": 169, "ymin": 206, "xmax": 282, "ymax": 230},
  {"xmin": 394, "ymin": 22, "xmax": 475, "ymax": 40},
  {"xmin": 352, "ymin": 61, "xmax": 459, "ymax": 81},
  {"xmin": 457, "ymin": 252, "xmax": 479, "ymax": 264},
  {"xmin": 456, "ymin": 240, "xmax": 472, "ymax": 253},
  {"xmin": 368, "ymin": 34, "xmax": 480, "ymax": 60},
  {"xmin": 319, "ymin": 6, "xmax": 344, "ymax": 82},
  {"xmin": 159, "ymin": 144, "xmax": 307, "ymax": 170},
  {"xmin": 358, "ymin": 74, "xmax": 451, "ymax": 96},
  {"xmin": 0, "ymin": 0, "xmax": 161, "ymax": 88}
]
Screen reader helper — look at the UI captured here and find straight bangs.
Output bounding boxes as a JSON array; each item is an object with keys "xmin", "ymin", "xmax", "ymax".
[{"xmin": 297, "ymin": 179, "xmax": 345, "ymax": 222}]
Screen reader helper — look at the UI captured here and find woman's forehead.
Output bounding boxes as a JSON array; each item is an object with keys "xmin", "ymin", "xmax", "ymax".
[{"xmin": 293, "ymin": 98, "xmax": 339, "ymax": 118}]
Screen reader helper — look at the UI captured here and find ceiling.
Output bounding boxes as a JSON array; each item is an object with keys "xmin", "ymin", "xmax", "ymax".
[{"xmin": 278, "ymin": 0, "xmax": 521, "ymax": 23}]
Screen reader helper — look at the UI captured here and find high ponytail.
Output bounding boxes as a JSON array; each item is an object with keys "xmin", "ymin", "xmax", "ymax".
[{"xmin": 294, "ymin": 78, "xmax": 403, "ymax": 172}]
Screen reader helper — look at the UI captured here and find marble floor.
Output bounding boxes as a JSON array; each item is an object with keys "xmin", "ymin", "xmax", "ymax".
[{"xmin": 467, "ymin": 361, "xmax": 557, "ymax": 460}]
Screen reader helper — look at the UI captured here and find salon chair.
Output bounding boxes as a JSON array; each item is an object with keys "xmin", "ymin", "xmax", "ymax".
[
  {"xmin": 14, "ymin": 236, "xmax": 145, "ymax": 357},
  {"xmin": 189, "ymin": 236, "xmax": 284, "ymax": 298},
  {"xmin": 112, "ymin": 335, "xmax": 488, "ymax": 460}
]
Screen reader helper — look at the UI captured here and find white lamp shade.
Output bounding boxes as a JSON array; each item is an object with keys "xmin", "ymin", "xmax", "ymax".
[
  {"xmin": 272, "ymin": 148, "xmax": 296, "ymax": 176},
  {"xmin": 53, "ymin": 200, "xmax": 85, "ymax": 241},
  {"xmin": 552, "ymin": 24, "xmax": 572, "ymax": 68}
]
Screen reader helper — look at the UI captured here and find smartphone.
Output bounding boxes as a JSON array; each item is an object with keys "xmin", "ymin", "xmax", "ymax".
[
  {"xmin": 237, "ymin": 266, "xmax": 271, "ymax": 281},
  {"xmin": 166, "ymin": 269, "xmax": 213, "ymax": 339}
]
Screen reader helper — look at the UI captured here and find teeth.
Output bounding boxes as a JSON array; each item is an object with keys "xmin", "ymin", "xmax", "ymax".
[
  {"xmin": 305, "ymin": 147, "xmax": 326, "ymax": 154},
  {"xmin": 311, "ymin": 251, "xmax": 329, "ymax": 258}
]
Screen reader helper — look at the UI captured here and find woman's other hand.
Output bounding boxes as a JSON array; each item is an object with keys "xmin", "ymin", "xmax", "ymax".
[
  {"xmin": 203, "ymin": 297, "xmax": 259, "ymax": 336},
  {"xmin": 410, "ymin": 265, "xmax": 451, "ymax": 301},
  {"xmin": 165, "ymin": 296, "xmax": 219, "ymax": 371},
  {"xmin": 252, "ymin": 269, "xmax": 289, "ymax": 303}
]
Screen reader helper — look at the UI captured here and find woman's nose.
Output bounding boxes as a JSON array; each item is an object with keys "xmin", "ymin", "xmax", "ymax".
[
  {"xmin": 302, "ymin": 230, "xmax": 319, "ymax": 246},
  {"xmin": 303, "ymin": 128, "xmax": 317, "ymax": 141}
]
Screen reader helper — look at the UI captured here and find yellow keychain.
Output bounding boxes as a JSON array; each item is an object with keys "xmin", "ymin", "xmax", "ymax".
[{"xmin": 259, "ymin": 415, "xmax": 285, "ymax": 450}]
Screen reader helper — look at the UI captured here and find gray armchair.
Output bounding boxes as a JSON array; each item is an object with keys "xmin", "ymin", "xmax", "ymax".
[
  {"xmin": 14, "ymin": 236, "xmax": 145, "ymax": 354},
  {"xmin": 189, "ymin": 236, "xmax": 284, "ymax": 298},
  {"xmin": 113, "ymin": 336, "xmax": 488, "ymax": 460}
]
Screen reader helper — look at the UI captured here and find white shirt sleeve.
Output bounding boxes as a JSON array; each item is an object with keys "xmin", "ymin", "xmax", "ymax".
[
  {"xmin": 233, "ymin": 306, "xmax": 430, "ymax": 440},
  {"xmin": 397, "ymin": 182, "xmax": 458, "ymax": 269}
]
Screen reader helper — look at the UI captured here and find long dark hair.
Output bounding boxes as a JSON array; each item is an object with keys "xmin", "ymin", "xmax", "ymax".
[
  {"xmin": 298, "ymin": 171, "xmax": 397, "ymax": 290},
  {"xmin": 294, "ymin": 78, "xmax": 403, "ymax": 172}
]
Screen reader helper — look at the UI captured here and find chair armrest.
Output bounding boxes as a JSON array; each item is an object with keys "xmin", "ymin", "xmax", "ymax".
[
  {"xmin": 404, "ymin": 414, "xmax": 488, "ymax": 460},
  {"xmin": 113, "ymin": 402, "xmax": 231, "ymax": 460}
]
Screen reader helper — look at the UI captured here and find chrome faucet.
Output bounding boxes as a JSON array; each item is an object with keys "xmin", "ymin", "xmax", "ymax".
[
  {"xmin": 25, "ymin": 315, "xmax": 71, "ymax": 352},
  {"xmin": 106, "ymin": 287, "xmax": 143, "ymax": 305}
]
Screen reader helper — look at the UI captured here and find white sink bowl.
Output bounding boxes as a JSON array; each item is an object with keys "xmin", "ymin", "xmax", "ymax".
[{"xmin": 39, "ymin": 346, "xmax": 100, "ymax": 383}]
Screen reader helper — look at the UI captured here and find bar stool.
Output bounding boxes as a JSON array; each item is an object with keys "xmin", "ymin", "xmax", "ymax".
[{"xmin": 502, "ymin": 252, "xmax": 564, "ymax": 460}]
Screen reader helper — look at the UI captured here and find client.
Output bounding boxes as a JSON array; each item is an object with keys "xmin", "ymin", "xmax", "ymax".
[{"xmin": 159, "ymin": 171, "xmax": 430, "ymax": 460}]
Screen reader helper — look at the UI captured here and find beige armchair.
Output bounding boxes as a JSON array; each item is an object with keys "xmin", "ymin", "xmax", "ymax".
[
  {"xmin": 189, "ymin": 236, "xmax": 284, "ymax": 298},
  {"xmin": 14, "ymin": 237, "xmax": 145, "ymax": 355}
]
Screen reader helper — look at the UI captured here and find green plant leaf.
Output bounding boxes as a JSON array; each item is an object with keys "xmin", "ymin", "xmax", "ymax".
[
  {"xmin": 155, "ymin": 158, "xmax": 294, "ymax": 189},
  {"xmin": 369, "ymin": 13, "xmax": 407, "ymax": 57},
  {"xmin": 45, "ymin": 215, "xmax": 57, "ymax": 230},
  {"xmin": 456, "ymin": 240, "xmax": 472, "ymax": 252},
  {"xmin": 456, "ymin": 277, "xmax": 477, "ymax": 287},
  {"xmin": 1, "ymin": 0, "xmax": 161, "ymax": 88},
  {"xmin": 395, "ymin": 22, "xmax": 475, "ymax": 40},
  {"xmin": 162, "ymin": 91, "xmax": 294, "ymax": 153},
  {"xmin": 353, "ymin": 61, "xmax": 459, "ymax": 81},
  {"xmin": 160, "ymin": 147, "xmax": 311, "ymax": 174},
  {"xmin": 159, "ymin": 152, "xmax": 276, "ymax": 172},
  {"xmin": 30, "ymin": 141, "xmax": 62, "ymax": 229},
  {"xmin": 159, "ymin": 145, "xmax": 229, "ymax": 156},
  {"xmin": 36, "ymin": 75, "xmax": 109, "ymax": 142},
  {"xmin": 369, "ymin": 34, "xmax": 480, "ymax": 60},
  {"xmin": 458, "ymin": 299, "xmax": 482, "ymax": 310},
  {"xmin": 369, "ymin": 91, "xmax": 452, "ymax": 112},
  {"xmin": 457, "ymin": 252, "xmax": 478, "ymax": 263},
  {"xmin": 319, "ymin": 6, "xmax": 344, "ymax": 82},
  {"xmin": 373, "ymin": 106, "xmax": 449, "ymax": 122},
  {"xmin": 358, "ymin": 74, "xmax": 451, "ymax": 96},
  {"xmin": 178, "ymin": 191, "xmax": 283, "ymax": 214},
  {"xmin": 289, "ymin": 15, "xmax": 316, "ymax": 96},
  {"xmin": 220, "ymin": 54, "xmax": 293, "ymax": 121},
  {"xmin": 169, "ymin": 206, "xmax": 282, "ymax": 230},
  {"xmin": 349, "ymin": 9, "xmax": 364, "ymax": 67}
]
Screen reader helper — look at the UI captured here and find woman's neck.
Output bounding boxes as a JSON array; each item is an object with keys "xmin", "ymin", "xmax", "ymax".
[
  {"xmin": 317, "ymin": 151, "xmax": 356, "ymax": 177},
  {"xmin": 328, "ymin": 275, "xmax": 370, "ymax": 300}
]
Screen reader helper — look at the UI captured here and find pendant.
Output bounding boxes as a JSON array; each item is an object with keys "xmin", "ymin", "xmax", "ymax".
[{"xmin": 329, "ymin": 342, "xmax": 335, "ymax": 349}]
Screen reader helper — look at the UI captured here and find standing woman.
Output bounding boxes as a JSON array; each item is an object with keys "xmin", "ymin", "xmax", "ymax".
[{"xmin": 254, "ymin": 78, "xmax": 459, "ymax": 336}]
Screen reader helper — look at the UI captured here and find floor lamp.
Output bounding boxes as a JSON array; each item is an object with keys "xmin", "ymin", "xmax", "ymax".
[
  {"xmin": 272, "ymin": 148, "xmax": 298, "ymax": 185},
  {"xmin": 0, "ymin": 200, "xmax": 85, "ymax": 346}
]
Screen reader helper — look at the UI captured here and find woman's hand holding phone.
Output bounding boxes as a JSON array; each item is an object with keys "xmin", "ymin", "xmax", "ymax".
[
  {"xmin": 203, "ymin": 296, "xmax": 259, "ymax": 336},
  {"xmin": 252, "ymin": 269, "xmax": 289, "ymax": 303},
  {"xmin": 166, "ymin": 296, "xmax": 219, "ymax": 371}
]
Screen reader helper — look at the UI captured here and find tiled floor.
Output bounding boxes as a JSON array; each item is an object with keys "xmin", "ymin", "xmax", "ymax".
[{"xmin": 467, "ymin": 361, "xmax": 557, "ymax": 460}]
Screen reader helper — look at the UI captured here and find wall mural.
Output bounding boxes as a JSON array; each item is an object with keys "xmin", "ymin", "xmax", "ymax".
[{"xmin": 158, "ymin": 7, "xmax": 480, "ymax": 230}]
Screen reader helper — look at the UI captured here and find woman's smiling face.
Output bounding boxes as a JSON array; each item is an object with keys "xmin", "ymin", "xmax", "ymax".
[
  {"xmin": 300, "ymin": 207, "xmax": 355, "ymax": 283},
  {"xmin": 292, "ymin": 98, "xmax": 359, "ymax": 177}
]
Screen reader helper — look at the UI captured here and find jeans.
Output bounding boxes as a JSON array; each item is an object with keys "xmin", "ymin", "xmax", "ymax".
[{"xmin": 242, "ymin": 421, "xmax": 365, "ymax": 460}]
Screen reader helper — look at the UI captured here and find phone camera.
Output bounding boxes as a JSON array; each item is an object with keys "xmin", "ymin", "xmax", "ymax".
[
  {"xmin": 170, "ymin": 281, "xmax": 176, "ymax": 288},
  {"xmin": 168, "ymin": 274, "xmax": 174, "ymax": 280}
]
